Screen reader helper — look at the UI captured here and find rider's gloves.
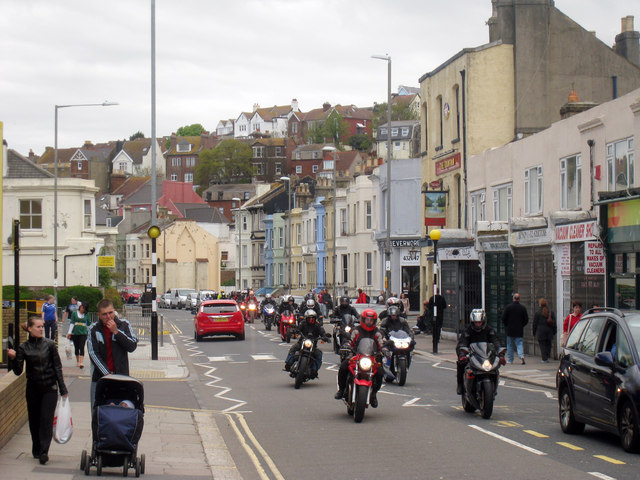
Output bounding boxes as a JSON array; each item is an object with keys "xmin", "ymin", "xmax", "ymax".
[
  {"xmin": 458, "ymin": 355, "xmax": 468, "ymax": 364},
  {"xmin": 499, "ymin": 355, "xmax": 506, "ymax": 366}
]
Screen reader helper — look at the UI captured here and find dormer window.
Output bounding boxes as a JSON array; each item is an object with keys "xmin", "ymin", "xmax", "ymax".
[{"xmin": 177, "ymin": 143, "xmax": 191, "ymax": 153}]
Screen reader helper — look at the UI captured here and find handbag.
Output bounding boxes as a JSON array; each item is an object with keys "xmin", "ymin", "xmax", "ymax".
[
  {"xmin": 53, "ymin": 396, "xmax": 73, "ymax": 444},
  {"xmin": 65, "ymin": 341, "xmax": 73, "ymax": 360}
]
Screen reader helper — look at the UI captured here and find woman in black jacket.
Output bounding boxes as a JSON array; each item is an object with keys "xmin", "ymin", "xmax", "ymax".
[
  {"xmin": 8, "ymin": 316, "xmax": 68, "ymax": 465},
  {"xmin": 532, "ymin": 298, "xmax": 557, "ymax": 363}
]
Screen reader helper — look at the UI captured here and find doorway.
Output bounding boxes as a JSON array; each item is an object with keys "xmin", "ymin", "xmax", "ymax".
[{"xmin": 402, "ymin": 266, "xmax": 420, "ymax": 311}]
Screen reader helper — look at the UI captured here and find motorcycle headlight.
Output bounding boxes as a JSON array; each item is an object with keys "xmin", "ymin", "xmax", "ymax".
[
  {"xmin": 359, "ymin": 357, "xmax": 373, "ymax": 371},
  {"xmin": 396, "ymin": 341, "xmax": 410, "ymax": 349},
  {"xmin": 482, "ymin": 360, "xmax": 492, "ymax": 371},
  {"xmin": 345, "ymin": 326, "xmax": 352, "ymax": 333},
  {"xmin": 249, "ymin": 305, "xmax": 256, "ymax": 310},
  {"xmin": 303, "ymin": 339, "xmax": 313, "ymax": 349}
]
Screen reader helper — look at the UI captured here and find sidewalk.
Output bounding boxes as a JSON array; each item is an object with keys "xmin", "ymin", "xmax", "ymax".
[{"xmin": 0, "ymin": 335, "xmax": 241, "ymax": 480}]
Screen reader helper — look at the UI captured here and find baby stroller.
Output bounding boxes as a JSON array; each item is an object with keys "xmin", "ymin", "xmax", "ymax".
[{"xmin": 81, "ymin": 374, "xmax": 145, "ymax": 477}]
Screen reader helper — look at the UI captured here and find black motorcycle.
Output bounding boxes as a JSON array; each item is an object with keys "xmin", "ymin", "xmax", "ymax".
[
  {"xmin": 289, "ymin": 335, "xmax": 329, "ymax": 389},
  {"xmin": 262, "ymin": 304, "xmax": 277, "ymax": 331},
  {"xmin": 459, "ymin": 342, "xmax": 506, "ymax": 419},
  {"xmin": 330, "ymin": 314, "xmax": 356, "ymax": 361},
  {"xmin": 383, "ymin": 329, "xmax": 413, "ymax": 386}
]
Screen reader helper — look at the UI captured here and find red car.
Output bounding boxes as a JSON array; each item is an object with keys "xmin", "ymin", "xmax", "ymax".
[
  {"xmin": 120, "ymin": 287, "xmax": 142, "ymax": 304},
  {"xmin": 194, "ymin": 300, "xmax": 245, "ymax": 341}
]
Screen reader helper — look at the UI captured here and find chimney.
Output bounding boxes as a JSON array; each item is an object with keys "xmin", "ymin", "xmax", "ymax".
[
  {"xmin": 560, "ymin": 86, "xmax": 599, "ymax": 119},
  {"xmin": 487, "ymin": 0, "xmax": 499, "ymax": 42},
  {"xmin": 253, "ymin": 103, "xmax": 260, "ymax": 112},
  {"xmin": 170, "ymin": 133, "xmax": 177, "ymax": 150},
  {"xmin": 614, "ymin": 16, "xmax": 640, "ymax": 67},
  {"xmin": 83, "ymin": 140, "xmax": 93, "ymax": 148},
  {"xmin": 28, "ymin": 149, "xmax": 35, "ymax": 159},
  {"xmin": 291, "ymin": 98, "xmax": 299, "ymax": 111},
  {"xmin": 323, "ymin": 102, "xmax": 331, "ymax": 112}
]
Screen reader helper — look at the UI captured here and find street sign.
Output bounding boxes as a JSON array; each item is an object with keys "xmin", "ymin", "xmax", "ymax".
[
  {"xmin": 385, "ymin": 260, "xmax": 391, "ymax": 271},
  {"xmin": 97, "ymin": 255, "xmax": 115, "ymax": 268}
]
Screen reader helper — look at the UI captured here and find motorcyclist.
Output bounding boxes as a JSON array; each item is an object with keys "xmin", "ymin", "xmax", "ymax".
[
  {"xmin": 278, "ymin": 295, "xmax": 298, "ymax": 315},
  {"xmin": 298, "ymin": 297, "xmax": 322, "ymax": 323},
  {"xmin": 331, "ymin": 296, "xmax": 359, "ymax": 324},
  {"xmin": 245, "ymin": 290, "xmax": 258, "ymax": 305},
  {"xmin": 378, "ymin": 296, "xmax": 406, "ymax": 322},
  {"xmin": 334, "ymin": 309, "xmax": 386, "ymax": 408},
  {"xmin": 260, "ymin": 293, "xmax": 277, "ymax": 309},
  {"xmin": 379, "ymin": 306, "xmax": 414, "ymax": 340},
  {"xmin": 283, "ymin": 309, "xmax": 330, "ymax": 376},
  {"xmin": 456, "ymin": 309, "xmax": 504, "ymax": 395}
]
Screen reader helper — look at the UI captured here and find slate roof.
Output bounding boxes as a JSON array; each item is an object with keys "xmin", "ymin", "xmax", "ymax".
[
  {"xmin": 122, "ymin": 138, "xmax": 158, "ymax": 165},
  {"xmin": 5, "ymin": 149, "xmax": 54, "ymax": 178},
  {"xmin": 166, "ymin": 136, "xmax": 202, "ymax": 155},
  {"xmin": 174, "ymin": 204, "xmax": 229, "ymax": 223},
  {"xmin": 301, "ymin": 104, "xmax": 373, "ymax": 122}
]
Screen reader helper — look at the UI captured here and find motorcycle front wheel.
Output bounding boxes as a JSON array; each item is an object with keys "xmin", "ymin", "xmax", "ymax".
[
  {"xmin": 480, "ymin": 381, "xmax": 494, "ymax": 419},
  {"xmin": 354, "ymin": 385, "xmax": 368, "ymax": 423},
  {"xmin": 462, "ymin": 387, "xmax": 476, "ymax": 412},
  {"xmin": 294, "ymin": 356, "xmax": 309, "ymax": 389},
  {"xmin": 397, "ymin": 356, "xmax": 407, "ymax": 386}
]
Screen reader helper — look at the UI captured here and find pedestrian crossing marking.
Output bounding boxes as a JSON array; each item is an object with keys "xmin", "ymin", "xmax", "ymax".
[
  {"xmin": 497, "ymin": 420, "xmax": 522, "ymax": 427},
  {"xmin": 557, "ymin": 442, "xmax": 584, "ymax": 451},
  {"xmin": 524, "ymin": 430, "xmax": 549, "ymax": 438},
  {"xmin": 208, "ymin": 356, "xmax": 233, "ymax": 362},
  {"xmin": 593, "ymin": 455, "xmax": 625, "ymax": 465},
  {"xmin": 251, "ymin": 354, "xmax": 277, "ymax": 361}
]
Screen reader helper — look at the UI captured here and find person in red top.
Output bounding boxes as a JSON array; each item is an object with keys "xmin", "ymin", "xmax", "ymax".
[
  {"xmin": 562, "ymin": 300, "xmax": 582, "ymax": 345},
  {"xmin": 355, "ymin": 288, "xmax": 368, "ymax": 304}
]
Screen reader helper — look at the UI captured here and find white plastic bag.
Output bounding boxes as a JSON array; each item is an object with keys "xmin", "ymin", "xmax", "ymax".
[
  {"xmin": 53, "ymin": 396, "xmax": 73, "ymax": 444},
  {"xmin": 65, "ymin": 341, "xmax": 73, "ymax": 360}
]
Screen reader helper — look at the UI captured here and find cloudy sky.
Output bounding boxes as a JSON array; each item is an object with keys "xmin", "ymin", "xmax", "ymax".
[{"xmin": 1, "ymin": 0, "xmax": 638, "ymax": 155}]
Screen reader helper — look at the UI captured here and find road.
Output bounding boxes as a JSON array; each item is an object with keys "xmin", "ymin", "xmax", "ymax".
[{"xmin": 155, "ymin": 308, "xmax": 639, "ymax": 479}]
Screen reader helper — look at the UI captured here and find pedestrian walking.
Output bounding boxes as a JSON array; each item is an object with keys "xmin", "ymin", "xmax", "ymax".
[
  {"xmin": 355, "ymin": 288, "xmax": 367, "ymax": 304},
  {"xmin": 7, "ymin": 316, "xmax": 68, "ymax": 465},
  {"xmin": 400, "ymin": 293, "xmax": 411, "ymax": 314},
  {"xmin": 532, "ymin": 298, "xmax": 556, "ymax": 362},
  {"xmin": 501, "ymin": 293, "xmax": 529, "ymax": 364},
  {"xmin": 61, "ymin": 296, "xmax": 79, "ymax": 324},
  {"xmin": 41, "ymin": 295, "xmax": 58, "ymax": 340},
  {"xmin": 67, "ymin": 301, "xmax": 89, "ymax": 368},
  {"xmin": 562, "ymin": 300, "xmax": 582, "ymax": 346},
  {"xmin": 427, "ymin": 289, "xmax": 447, "ymax": 353}
]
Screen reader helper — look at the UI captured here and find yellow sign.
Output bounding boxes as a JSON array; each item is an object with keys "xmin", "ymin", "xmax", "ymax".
[{"xmin": 97, "ymin": 256, "xmax": 116, "ymax": 268}]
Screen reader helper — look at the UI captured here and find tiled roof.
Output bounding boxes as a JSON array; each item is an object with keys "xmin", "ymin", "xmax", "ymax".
[
  {"xmin": 167, "ymin": 136, "xmax": 202, "ymax": 155},
  {"xmin": 254, "ymin": 104, "xmax": 292, "ymax": 121},
  {"xmin": 175, "ymin": 204, "xmax": 229, "ymax": 223},
  {"xmin": 292, "ymin": 143, "xmax": 325, "ymax": 153},
  {"xmin": 6, "ymin": 149, "xmax": 54, "ymax": 178},
  {"xmin": 112, "ymin": 176, "xmax": 151, "ymax": 198},
  {"xmin": 252, "ymin": 137, "xmax": 286, "ymax": 147},
  {"xmin": 122, "ymin": 138, "xmax": 154, "ymax": 165}
]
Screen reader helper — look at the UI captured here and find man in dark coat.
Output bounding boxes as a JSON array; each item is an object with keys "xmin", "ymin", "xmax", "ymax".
[
  {"xmin": 428, "ymin": 289, "xmax": 447, "ymax": 353},
  {"xmin": 501, "ymin": 293, "xmax": 529, "ymax": 364}
]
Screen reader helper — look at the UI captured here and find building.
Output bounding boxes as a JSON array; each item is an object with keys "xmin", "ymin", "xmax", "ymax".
[
  {"xmin": 111, "ymin": 138, "xmax": 166, "ymax": 178},
  {"xmin": 376, "ymin": 120, "xmax": 420, "ymax": 160}
]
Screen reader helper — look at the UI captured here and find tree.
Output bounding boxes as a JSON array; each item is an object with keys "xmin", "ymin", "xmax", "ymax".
[
  {"xmin": 176, "ymin": 123, "xmax": 205, "ymax": 136},
  {"xmin": 129, "ymin": 131, "xmax": 145, "ymax": 141},
  {"xmin": 304, "ymin": 112, "xmax": 349, "ymax": 146},
  {"xmin": 348, "ymin": 134, "xmax": 373, "ymax": 152},
  {"xmin": 372, "ymin": 100, "xmax": 419, "ymax": 130},
  {"xmin": 195, "ymin": 139, "xmax": 253, "ymax": 187}
]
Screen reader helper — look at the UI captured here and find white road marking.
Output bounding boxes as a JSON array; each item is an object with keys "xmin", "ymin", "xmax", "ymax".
[
  {"xmin": 432, "ymin": 361, "xmax": 456, "ymax": 372},
  {"xmin": 403, "ymin": 397, "xmax": 435, "ymax": 407},
  {"xmin": 588, "ymin": 472, "xmax": 617, "ymax": 480},
  {"xmin": 251, "ymin": 354, "xmax": 277, "ymax": 361},
  {"xmin": 209, "ymin": 356, "xmax": 233, "ymax": 362},
  {"xmin": 501, "ymin": 383, "xmax": 556, "ymax": 399},
  {"xmin": 193, "ymin": 362, "xmax": 248, "ymax": 413},
  {"xmin": 468, "ymin": 424, "xmax": 547, "ymax": 456}
]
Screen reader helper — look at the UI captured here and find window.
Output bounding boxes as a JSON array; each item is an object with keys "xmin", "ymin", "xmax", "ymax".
[
  {"xmin": 291, "ymin": 122, "xmax": 298, "ymax": 134},
  {"xmin": 20, "ymin": 199, "xmax": 42, "ymax": 230},
  {"xmin": 242, "ymin": 244, "xmax": 247, "ymax": 267},
  {"xmin": 242, "ymin": 216, "xmax": 247, "ymax": 231},
  {"xmin": 145, "ymin": 268, "xmax": 150, "ymax": 283},
  {"xmin": 119, "ymin": 162, "xmax": 127, "ymax": 171},
  {"xmin": 132, "ymin": 268, "xmax": 136, "ymax": 284},
  {"xmin": 296, "ymin": 223, "xmax": 301, "ymax": 245},
  {"xmin": 607, "ymin": 137, "xmax": 634, "ymax": 191},
  {"xmin": 171, "ymin": 157, "xmax": 182, "ymax": 167},
  {"xmin": 296, "ymin": 165, "xmax": 302, "ymax": 174},
  {"xmin": 82, "ymin": 199, "xmax": 92, "ymax": 228},
  {"xmin": 278, "ymin": 227, "xmax": 284, "ymax": 248},
  {"xmin": 524, "ymin": 166, "xmax": 543, "ymax": 214},
  {"xmin": 259, "ymin": 243, "xmax": 264, "ymax": 264},
  {"xmin": 579, "ymin": 317, "xmax": 605, "ymax": 356},
  {"xmin": 186, "ymin": 157, "xmax": 196, "ymax": 167},
  {"xmin": 254, "ymin": 163, "xmax": 265, "ymax": 175},
  {"xmin": 342, "ymin": 254, "xmax": 348, "ymax": 283},
  {"xmin": 184, "ymin": 173, "xmax": 193, "ymax": 183},
  {"xmin": 278, "ymin": 263, "xmax": 284, "ymax": 285},
  {"xmin": 616, "ymin": 329, "xmax": 634, "ymax": 368},
  {"xmin": 380, "ymin": 128, "xmax": 388, "ymax": 137},
  {"xmin": 313, "ymin": 151, "xmax": 319, "ymax": 159},
  {"xmin": 366, "ymin": 252, "xmax": 372, "ymax": 286},
  {"xmin": 176, "ymin": 143, "xmax": 191, "ymax": 153},
  {"xmin": 145, "ymin": 243, "xmax": 150, "ymax": 258},
  {"xmin": 170, "ymin": 173, "xmax": 178, "ymax": 181},
  {"xmin": 454, "ymin": 84, "xmax": 460, "ymax": 140},
  {"xmin": 437, "ymin": 95, "xmax": 443, "ymax": 148},
  {"xmin": 296, "ymin": 152, "xmax": 301, "ymax": 160},
  {"xmin": 312, "ymin": 165, "xmax": 319, "ymax": 173},
  {"xmin": 560, "ymin": 154, "xmax": 582, "ymax": 209},
  {"xmin": 401, "ymin": 127, "xmax": 409, "ymax": 137},
  {"xmin": 132, "ymin": 245, "xmax": 136, "ymax": 258},
  {"xmin": 269, "ymin": 229, "xmax": 274, "ymax": 249},
  {"xmin": 106, "ymin": 218, "xmax": 112, "ymax": 227},
  {"xmin": 391, "ymin": 128, "xmax": 398, "ymax": 137},
  {"xmin": 365, "ymin": 200, "xmax": 372, "ymax": 229},
  {"xmin": 275, "ymin": 163, "xmax": 282, "ymax": 175},
  {"xmin": 470, "ymin": 190, "xmax": 486, "ymax": 228},
  {"xmin": 340, "ymin": 208, "xmax": 347, "ymax": 236},
  {"xmin": 127, "ymin": 245, "xmax": 130, "ymax": 258},
  {"xmin": 77, "ymin": 161, "xmax": 83, "ymax": 171},
  {"xmin": 493, "ymin": 183, "xmax": 512, "ymax": 221},
  {"xmin": 253, "ymin": 146, "xmax": 264, "ymax": 158},
  {"xmin": 297, "ymin": 262, "xmax": 302, "ymax": 286},
  {"xmin": 394, "ymin": 141, "xmax": 401, "ymax": 151},
  {"xmin": 275, "ymin": 147, "xmax": 282, "ymax": 156},
  {"xmin": 323, "ymin": 159, "xmax": 335, "ymax": 170}
]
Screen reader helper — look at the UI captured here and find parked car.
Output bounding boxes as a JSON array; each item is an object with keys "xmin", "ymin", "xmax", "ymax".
[
  {"xmin": 120, "ymin": 287, "xmax": 142, "ymax": 304},
  {"xmin": 557, "ymin": 307, "xmax": 640, "ymax": 452},
  {"xmin": 193, "ymin": 300, "xmax": 245, "ymax": 341},
  {"xmin": 159, "ymin": 293, "xmax": 172, "ymax": 309},
  {"xmin": 169, "ymin": 288, "xmax": 197, "ymax": 309}
]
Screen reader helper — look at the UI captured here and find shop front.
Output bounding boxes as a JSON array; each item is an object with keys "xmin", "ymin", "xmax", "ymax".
[{"xmin": 477, "ymin": 236, "xmax": 513, "ymax": 335}]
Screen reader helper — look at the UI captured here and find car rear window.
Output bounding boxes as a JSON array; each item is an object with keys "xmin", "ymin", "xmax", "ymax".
[{"xmin": 202, "ymin": 304, "xmax": 237, "ymax": 314}]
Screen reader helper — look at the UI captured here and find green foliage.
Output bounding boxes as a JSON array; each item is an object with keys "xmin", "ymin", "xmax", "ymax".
[
  {"xmin": 176, "ymin": 123, "xmax": 205, "ymax": 136},
  {"xmin": 103, "ymin": 287, "xmax": 124, "ymax": 311},
  {"xmin": 304, "ymin": 113, "xmax": 350, "ymax": 146},
  {"xmin": 58, "ymin": 286, "xmax": 104, "ymax": 313},
  {"xmin": 129, "ymin": 131, "xmax": 145, "ymax": 141},
  {"xmin": 372, "ymin": 101, "xmax": 419, "ymax": 130},
  {"xmin": 195, "ymin": 139, "xmax": 253, "ymax": 186},
  {"xmin": 99, "ymin": 268, "xmax": 112, "ymax": 288},
  {"xmin": 2, "ymin": 285, "xmax": 36, "ymax": 300},
  {"xmin": 348, "ymin": 134, "xmax": 373, "ymax": 152},
  {"xmin": 222, "ymin": 278, "xmax": 236, "ymax": 287}
]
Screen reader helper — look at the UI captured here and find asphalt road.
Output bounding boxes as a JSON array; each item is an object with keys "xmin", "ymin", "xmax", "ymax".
[{"xmin": 160, "ymin": 308, "xmax": 639, "ymax": 480}]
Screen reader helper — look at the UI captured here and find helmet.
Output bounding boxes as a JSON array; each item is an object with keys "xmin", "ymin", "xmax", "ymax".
[
  {"xmin": 305, "ymin": 309, "xmax": 317, "ymax": 323},
  {"xmin": 470, "ymin": 309, "xmax": 486, "ymax": 332},
  {"xmin": 340, "ymin": 296, "xmax": 350, "ymax": 307},
  {"xmin": 288, "ymin": 295, "xmax": 295, "ymax": 302},
  {"xmin": 388, "ymin": 306, "xmax": 400, "ymax": 319},
  {"xmin": 265, "ymin": 293, "xmax": 271, "ymax": 300},
  {"xmin": 249, "ymin": 290, "xmax": 254, "ymax": 295},
  {"xmin": 386, "ymin": 297, "xmax": 399, "ymax": 307},
  {"xmin": 306, "ymin": 299, "xmax": 316, "ymax": 309},
  {"xmin": 360, "ymin": 309, "xmax": 378, "ymax": 331},
  {"xmin": 305, "ymin": 292, "xmax": 314, "ymax": 301}
]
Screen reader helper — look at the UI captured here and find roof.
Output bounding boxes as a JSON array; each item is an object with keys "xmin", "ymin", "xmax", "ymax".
[
  {"xmin": 397, "ymin": 85, "xmax": 420, "ymax": 95},
  {"xmin": 378, "ymin": 120, "xmax": 420, "ymax": 128},
  {"xmin": 175, "ymin": 204, "xmax": 229, "ymax": 223},
  {"xmin": 5, "ymin": 149, "xmax": 54, "ymax": 178},
  {"xmin": 253, "ymin": 104, "xmax": 292, "ymax": 121},
  {"xmin": 292, "ymin": 143, "xmax": 326, "ymax": 153},
  {"xmin": 112, "ymin": 176, "xmax": 151, "ymax": 198},
  {"xmin": 158, "ymin": 181, "xmax": 207, "ymax": 215},
  {"xmin": 166, "ymin": 136, "xmax": 202, "ymax": 155},
  {"xmin": 251, "ymin": 137, "xmax": 286, "ymax": 147},
  {"xmin": 122, "ymin": 138, "xmax": 159, "ymax": 165}
]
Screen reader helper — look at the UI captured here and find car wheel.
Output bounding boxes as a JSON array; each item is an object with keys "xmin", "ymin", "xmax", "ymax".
[
  {"xmin": 559, "ymin": 386, "xmax": 585, "ymax": 434},
  {"xmin": 194, "ymin": 330, "xmax": 201, "ymax": 342},
  {"xmin": 237, "ymin": 331, "xmax": 245, "ymax": 341},
  {"xmin": 619, "ymin": 400, "xmax": 640, "ymax": 452}
]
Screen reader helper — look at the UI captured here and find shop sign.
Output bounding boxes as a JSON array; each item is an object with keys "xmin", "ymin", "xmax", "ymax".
[
  {"xmin": 557, "ymin": 243, "xmax": 571, "ymax": 276},
  {"xmin": 424, "ymin": 191, "xmax": 447, "ymax": 226},
  {"xmin": 437, "ymin": 246, "xmax": 478, "ymax": 261},
  {"xmin": 554, "ymin": 221, "xmax": 597, "ymax": 243},
  {"xmin": 435, "ymin": 153, "xmax": 461, "ymax": 175},
  {"xmin": 401, "ymin": 248, "xmax": 420, "ymax": 265},
  {"xmin": 513, "ymin": 228, "xmax": 551, "ymax": 246},
  {"xmin": 482, "ymin": 241, "xmax": 510, "ymax": 252},
  {"xmin": 391, "ymin": 239, "xmax": 420, "ymax": 248},
  {"xmin": 585, "ymin": 241, "xmax": 605, "ymax": 275}
]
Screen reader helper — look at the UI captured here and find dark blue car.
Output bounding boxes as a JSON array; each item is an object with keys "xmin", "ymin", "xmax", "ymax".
[{"xmin": 557, "ymin": 307, "xmax": 640, "ymax": 452}]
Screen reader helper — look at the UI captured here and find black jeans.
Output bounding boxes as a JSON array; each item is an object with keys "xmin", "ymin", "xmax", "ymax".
[
  {"xmin": 26, "ymin": 382, "xmax": 58, "ymax": 457},
  {"xmin": 432, "ymin": 321, "xmax": 443, "ymax": 352},
  {"xmin": 44, "ymin": 321, "xmax": 56, "ymax": 340},
  {"xmin": 71, "ymin": 334, "xmax": 87, "ymax": 356},
  {"xmin": 538, "ymin": 338, "xmax": 552, "ymax": 361}
]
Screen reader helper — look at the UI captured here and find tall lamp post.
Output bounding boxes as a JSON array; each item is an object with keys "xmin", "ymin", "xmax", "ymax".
[
  {"xmin": 429, "ymin": 228, "xmax": 441, "ymax": 319},
  {"xmin": 280, "ymin": 177, "xmax": 292, "ymax": 295},
  {"xmin": 322, "ymin": 145, "xmax": 338, "ymax": 299},
  {"xmin": 232, "ymin": 197, "xmax": 243, "ymax": 291},
  {"xmin": 54, "ymin": 101, "xmax": 118, "ymax": 306},
  {"xmin": 372, "ymin": 53, "xmax": 392, "ymax": 297}
]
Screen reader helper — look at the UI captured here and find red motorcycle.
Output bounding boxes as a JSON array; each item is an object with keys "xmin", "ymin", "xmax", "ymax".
[
  {"xmin": 279, "ymin": 309, "xmax": 297, "ymax": 343},
  {"xmin": 239, "ymin": 302, "xmax": 247, "ymax": 321},
  {"xmin": 246, "ymin": 301, "xmax": 257, "ymax": 323},
  {"xmin": 343, "ymin": 337, "xmax": 379, "ymax": 423}
]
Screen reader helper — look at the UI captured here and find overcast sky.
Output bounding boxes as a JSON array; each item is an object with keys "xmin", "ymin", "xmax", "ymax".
[{"xmin": 1, "ymin": 0, "xmax": 638, "ymax": 155}]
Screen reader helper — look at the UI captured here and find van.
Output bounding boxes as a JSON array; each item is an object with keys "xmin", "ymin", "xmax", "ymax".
[{"xmin": 169, "ymin": 288, "xmax": 197, "ymax": 309}]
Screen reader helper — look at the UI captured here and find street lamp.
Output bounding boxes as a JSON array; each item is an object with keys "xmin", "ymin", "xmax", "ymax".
[
  {"xmin": 372, "ymin": 53, "xmax": 392, "ymax": 297},
  {"xmin": 322, "ymin": 145, "xmax": 338, "ymax": 299},
  {"xmin": 429, "ymin": 229, "xmax": 441, "ymax": 317},
  {"xmin": 280, "ymin": 177, "xmax": 292, "ymax": 295},
  {"xmin": 232, "ymin": 197, "xmax": 243, "ymax": 291},
  {"xmin": 54, "ymin": 101, "xmax": 118, "ymax": 305}
]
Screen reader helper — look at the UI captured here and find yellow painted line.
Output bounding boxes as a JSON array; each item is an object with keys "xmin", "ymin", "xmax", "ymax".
[
  {"xmin": 498, "ymin": 420, "xmax": 522, "ymax": 427},
  {"xmin": 557, "ymin": 441, "xmax": 584, "ymax": 451},
  {"xmin": 593, "ymin": 455, "xmax": 625, "ymax": 465},
  {"xmin": 524, "ymin": 430, "xmax": 549, "ymax": 438}
]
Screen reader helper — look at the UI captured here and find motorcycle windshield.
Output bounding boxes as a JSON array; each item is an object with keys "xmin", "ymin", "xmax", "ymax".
[
  {"xmin": 342, "ymin": 314, "xmax": 353, "ymax": 325},
  {"xmin": 469, "ymin": 342, "xmax": 491, "ymax": 360},
  {"xmin": 264, "ymin": 305, "xmax": 275, "ymax": 313},
  {"xmin": 388, "ymin": 329, "xmax": 410, "ymax": 341},
  {"xmin": 356, "ymin": 337, "xmax": 377, "ymax": 356}
]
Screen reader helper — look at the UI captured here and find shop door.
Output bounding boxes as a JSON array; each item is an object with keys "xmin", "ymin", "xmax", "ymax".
[
  {"xmin": 485, "ymin": 252, "xmax": 514, "ymax": 335},
  {"xmin": 402, "ymin": 266, "xmax": 420, "ymax": 311},
  {"xmin": 440, "ymin": 260, "xmax": 482, "ymax": 335}
]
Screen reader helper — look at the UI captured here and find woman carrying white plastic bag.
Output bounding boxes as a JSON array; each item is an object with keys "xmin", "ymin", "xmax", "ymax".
[{"xmin": 54, "ymin": 395, "xmax": 73, "ymax": 444}]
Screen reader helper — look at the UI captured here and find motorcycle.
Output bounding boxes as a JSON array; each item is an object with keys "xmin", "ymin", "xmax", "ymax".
[
  {"xmin": 246, "ymin": 301, "xmax": 257, "ymax": 323},
  {"xmin": 239, "ymin": 302, "xmax": 247, "ymax": 321},
  {"xmin": 341, "ymin": 337, "xmax": 380, "ymax": 423},
  {"xmin": 330, "ymin": 314, "xmax": 356, "ymax": 361},
  {"xmin": 262, "ymin": 304, "xmax": 276, "ymax": 331},
  {"xmin": 384, "ymin": 329, "xmax": 413, "ymax": 386},
  {"xmin": 459, "ymin": 342, "xmax": 507, "ymax": 419},
  {"xmin": 288, "ymin": 334, "xmax": 329, "ymax": 389},
  {"xmin": 279, "ymin": 309, "xmax": 297, "ymax": 343}
]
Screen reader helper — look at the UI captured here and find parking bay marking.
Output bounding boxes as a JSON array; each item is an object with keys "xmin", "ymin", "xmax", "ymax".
[
  {"xmin": 557, "ymin": 441, "xmax": 584, "ymax": 451},
  {"xmin": 524, "ymin": 430, "xmax": 549, "ymax": 438},
  {"xmin": 593, "ymin": 455, "xmax": 625, "ymax": 465}
]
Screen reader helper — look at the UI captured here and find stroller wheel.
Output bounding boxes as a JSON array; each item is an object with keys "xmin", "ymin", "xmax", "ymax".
[
  {"xmin": 123, "ymin": 455, "xmax": 129, "ymax": 477},
  {"xmin": 84, "ymin": 452, "xmax": 91, "ymax": 476},
  {"xmin": 80, "ymin": 450, "xmax": 87, "ymax": 471},
  {"xmin": 96, "ymin": 454, "xmax": 103, "ymax": 476},
  {"xmin": 134, "ymin": 456, "xmax": 141, "ymax": 477},
  {"xmin": 140, "ymin": 454, "xmax": 145, "ymax": 474}
]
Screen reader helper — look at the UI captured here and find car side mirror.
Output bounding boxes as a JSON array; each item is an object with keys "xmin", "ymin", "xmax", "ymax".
[{"xmin": 595, "ymin": 351, "xmax": 615, "ymax": 369}]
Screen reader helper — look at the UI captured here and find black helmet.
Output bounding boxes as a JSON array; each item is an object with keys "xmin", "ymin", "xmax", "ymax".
[
  {"xmin": 470, "ymin": 309, "xmax": 486, "ymax": 332},
  {"xmin": 288, "ymin": 295, "xmax": 295, "ymax": 302},
  {"xmin": 305, "ymin": 309, "xmax": 318, "ymax": 323},
  {"xmin": 388, "ymin": 306, "xmax": 400, "ymax": 318},
  {"xmin": 340, "ymin": 296, "xmax": 350, "ymax": 307},
  {"xmin": 305, "ymin": 292, "xmax": 314, "ymax": 300}
]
